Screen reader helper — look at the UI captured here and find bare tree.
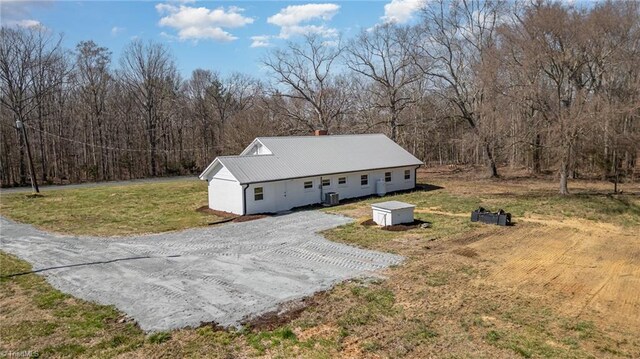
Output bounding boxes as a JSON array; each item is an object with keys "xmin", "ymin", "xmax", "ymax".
[
  {"xmin": 209, "ymin": 71, "xmax": 258, "ymax": 153},
  {"xmin": 119, "ymin": 39, "xmax": 178, "ymax": 176},
  {"xmin": 345, "ymin": 23, "xmax": 424, "ymax": 141},
  {"xmin": 183, "ymin": 69, "xmax": 217, "ymax": 164},
  {"xmin": 263, "ymin": 34, "xmax": 348, "ymax": 133},
  {"xmin": 498, "ymin": 9, "xmax": 549, "ymax": 174},
  {"xmin": 0, "ymin": 25, "xmax": 65, "ymax": 192},
  {"xmin": 417, "ymin": 0, "xmax": 506, "ymax": 177},
  {"xmin": 507, "ymin": 3, "xmax": 592, "ymax": 194},
  {"xmin": 579, "ymin": 2, "xmax": 640, "ymax": 190},
  {"xmin": 1, "ymin": 1, "xmax": 639, "ymax": 187},
  {"xmin": 75, "ymin": 40, "xmax": 112, "ymax": 180}
]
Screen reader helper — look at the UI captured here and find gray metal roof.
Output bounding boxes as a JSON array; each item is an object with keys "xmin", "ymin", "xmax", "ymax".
[
  {"xmin": 202, "ymin": 134, "xmax": 423, "ymax": 184},
  {"xmin": 371, "ymin": 201, "xmax": 416, "ymax": 210}
]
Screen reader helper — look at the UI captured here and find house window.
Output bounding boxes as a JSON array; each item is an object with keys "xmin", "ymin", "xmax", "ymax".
[
  {"xmin": 304, "ymin": 181, "xmax": 313, "ymax": 189},
  {"xmin": 404, "ymin": 170, "xmax": 411, "ymax": 180},
  {"xmin": 338, "ymin": 177, "xmax": 347, "ymax": 185},
  {"xmin": 385, "ymin": 172, "xmax": 392, "ymax": 182},
  {"xmin": 361, "ymin": 175, "xmax": 368, "ymax": 186},
  {"xmin": 322, "ymin": 178, "xmax": 331, "ymax": 187},
  {"xmin": 254, "ymin": 187, "xmax": 263, "ymax": 201}
]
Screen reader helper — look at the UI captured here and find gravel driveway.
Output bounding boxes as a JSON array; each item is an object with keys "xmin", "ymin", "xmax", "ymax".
[{"xmin": 0, "ymin": 211, "xmax": 402, "ymax": 332}]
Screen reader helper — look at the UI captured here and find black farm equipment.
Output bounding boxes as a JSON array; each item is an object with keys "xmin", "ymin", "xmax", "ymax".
[{"xmin": 471, "ymin": 207, "xmax": 512, "ymax": 226}]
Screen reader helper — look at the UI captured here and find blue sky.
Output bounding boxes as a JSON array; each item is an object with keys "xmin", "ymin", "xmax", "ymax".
[{"xmin": 1, "ymin": 0, "xmax": 426, "ymax": 78}]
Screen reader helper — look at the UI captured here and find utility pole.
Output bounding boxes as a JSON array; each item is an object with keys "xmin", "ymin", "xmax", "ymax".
[{"xmin": 16, "ymin": 119, "xmax": 40, "ymax": 193}]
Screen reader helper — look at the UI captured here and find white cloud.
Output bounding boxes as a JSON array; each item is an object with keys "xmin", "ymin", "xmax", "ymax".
[
  {"xmin": 250, "ymin": 35, "xmax": 271, "ymax": 48},
  {"xmin": 381, "ymin": 0, "xmax": 426, "ymax": 24},
  {"xmin": 156, "ymin": 3, "xmax": 254, "ymax": 42},
  {"xmin": 266, "ymin": 3, "xmax": 340, "ymax": 40},
  {"xmin": 1, "ymin": 0, "xmax": 52, "ymax": 19},
  {"xmin": 160, "ymin": 31, "xmax": 179, "ymax": 42},
  {"xmin": 267, "ymin": 3, "xmax": 339, "ymax": 27},
  {"xmin": 1, "ymin": 0, "xmax": 52, "ymax": 30},
  {"xmin": 278, "ymin": 24, "xmax": 337, "ymax": 39},
  {"xmin": 16, "ymin": 19, "xmax": 41, "ymax": 27},
  {"xmin": 5, "ymin": 19, "xmax": 42, "ymax": 28},
  {"xmin": 111, "ymin": 26, "xmax": 125, "ymax": 36},
  {"xmin": 155, "ymin": 3, "xmax": 176, "ymax": 13},
  {"xmin": 158, "ymin": 4, "xmax": 253, "ymax": 29},
  {"xmin": 181, "ymin": 26, "xmax": 237, "ymax": 42}
]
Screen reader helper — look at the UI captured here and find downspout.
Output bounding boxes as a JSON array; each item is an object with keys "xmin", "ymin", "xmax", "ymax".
[
  {"xmin": 414, "ymin": 167, "xmax": 418, "ymax": 189},
  {"xmin": 319, "ymin": 176, "xmax": 323, "ymax": 204},
  {"xmin": 242, "ymin": 184, "xmax": 249, "ymax": 215}
]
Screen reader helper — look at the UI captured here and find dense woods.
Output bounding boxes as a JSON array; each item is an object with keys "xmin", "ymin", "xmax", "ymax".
[{"xmin": 1, "ymin": 1, "xmax": 639, "ymax": 194}]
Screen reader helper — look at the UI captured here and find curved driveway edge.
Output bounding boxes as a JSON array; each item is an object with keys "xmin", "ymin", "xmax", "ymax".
[{"xmin": 0, "ymin": 211, "xmax": 403, "ymax": 332}]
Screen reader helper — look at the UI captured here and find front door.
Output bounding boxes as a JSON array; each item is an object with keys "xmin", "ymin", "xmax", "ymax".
[{"xmin": 277, "ymin": 180, "xmax": 289, "ymax": 212}]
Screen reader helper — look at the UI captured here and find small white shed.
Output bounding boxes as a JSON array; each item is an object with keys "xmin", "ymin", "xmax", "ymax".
[{"xmin": 371, "ymin": 201, "xmax": 415, "ymax": 226}]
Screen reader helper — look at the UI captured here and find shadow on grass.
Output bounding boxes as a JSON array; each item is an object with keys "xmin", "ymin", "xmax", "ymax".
[{"xmin": 415, "ymin": 183, "xmax": 445, "ymax": 192}]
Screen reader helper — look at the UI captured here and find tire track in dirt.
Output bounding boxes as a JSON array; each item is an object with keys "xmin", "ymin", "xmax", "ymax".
[
  {"xmin": 457, "ymin": 218, "xmax": 640, "ymax": 331},
  {"xmin": 416, "ymin": 206, "xmax": 639, "ymax": 330}
]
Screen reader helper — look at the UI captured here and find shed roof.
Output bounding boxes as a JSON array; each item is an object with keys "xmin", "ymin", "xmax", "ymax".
[
  {"xmin": 371, "ymin": 201, "xmax": 416, "ymax": 210},
  {"xmin": 200, "ymin": 134, "xmax": 422, "ymax": 184}
]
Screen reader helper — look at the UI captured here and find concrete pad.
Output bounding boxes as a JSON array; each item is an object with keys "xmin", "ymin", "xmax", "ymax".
[{"xmin": 0, "ymin": 211, "xmax": 403, "ymax": 332}]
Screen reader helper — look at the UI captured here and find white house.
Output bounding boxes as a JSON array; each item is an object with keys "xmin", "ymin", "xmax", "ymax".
[{"xmin": 199, "ymin": 133, "xmax": 423, "ymax": 215}]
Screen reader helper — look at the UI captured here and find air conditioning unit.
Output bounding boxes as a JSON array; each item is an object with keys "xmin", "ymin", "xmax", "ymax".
[{"xmin": 324, "ymin": 192, "xmax": 339, "ymax": 206}]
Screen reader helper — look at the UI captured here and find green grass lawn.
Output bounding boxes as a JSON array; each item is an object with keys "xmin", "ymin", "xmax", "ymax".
[
  {"xmin": 0, "ymin": 180, "xmax": 222, "ymax": 236},
  {"xmin": 0, "ymin": 252, "xmax": 147, "ymax": 357},
  {"xmin": 1, "ymin": 176, "xmax": 639, "ymax": 358},
  {"xmin": 1, "ymin": 177, "xmax": 638, "ymax": 237},
  {"xmin": 328, "ymin": 182, "xmax": 640, "ymax": 228}
]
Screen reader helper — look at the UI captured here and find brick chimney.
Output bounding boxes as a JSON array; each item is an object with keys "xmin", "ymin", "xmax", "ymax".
[{"xmin": 314, "ymin": 129, "xmax": 328, "ymax": 136}]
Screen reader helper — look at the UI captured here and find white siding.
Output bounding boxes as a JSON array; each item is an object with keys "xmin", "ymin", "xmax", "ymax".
[
  {"xmin": 245, "ymin": 182, "xmax": 278, "ymax": 214},
  {"xmin": 245, "ymin": 178, "xmax": 321, "ymax": 214},
  {"xmin": 320, "ymin": 167, "xmax": 416, "ymax": 202},
  {"xmin": 211, "ymin": 163, "xmax": 236, "ymax": 181},
  {"xmin": 207, "ymin": 162, "xmax": 244, "ymax": 215},
  {"xmin": 392, "ymin": 207, "xmax": 415, "ymax": 225},
  {"xmin": 241, "ymin": 140, "xmax": 273, "ymax": 156},
  {"xmin": 372, "ymin": 207, "xmax": 414, "ymax": 226},
  {"xmin": 373, "ymin": 210, "xmax": 390, "ymax": 226},
  {"xmin": 208, "ymin": 178, "xmax": 243, "ymax": 214},
  {"xmin": 244, "ymin": 166, "xmax": 417, "ymax": 214}
]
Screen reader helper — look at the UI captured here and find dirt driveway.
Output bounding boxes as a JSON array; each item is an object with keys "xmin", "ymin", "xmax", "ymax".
[{"xmin": 0, "ymin": 211, "xmax": 402, "ymax": 332}]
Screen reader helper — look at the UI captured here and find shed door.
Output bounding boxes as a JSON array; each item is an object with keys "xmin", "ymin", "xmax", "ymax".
[
  {"xmin": 277, "ymin": 181, "xmax": 289, "ymax": 211},
  {"xmin": 373, "ymin": 210, "xmax": 389, "ymax": 226}
]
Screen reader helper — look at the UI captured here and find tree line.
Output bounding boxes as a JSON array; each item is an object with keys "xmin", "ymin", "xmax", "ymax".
[{"xmin": 1, "ymin": 0, "xmax": 639, "ymax": 194}]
